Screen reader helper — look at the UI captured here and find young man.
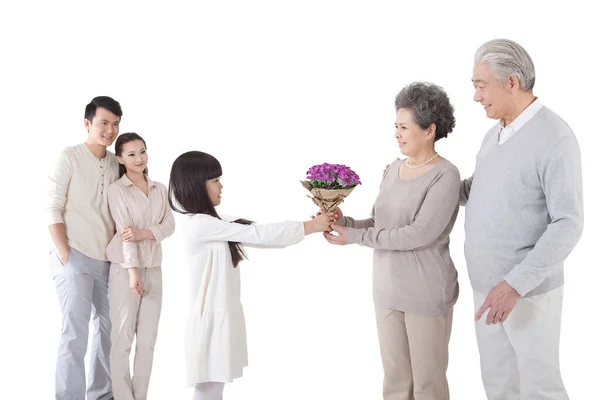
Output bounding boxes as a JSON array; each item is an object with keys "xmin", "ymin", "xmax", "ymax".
[{"xmin": 46, "ymin": 96, "xmax": 122, "ymax": 400}]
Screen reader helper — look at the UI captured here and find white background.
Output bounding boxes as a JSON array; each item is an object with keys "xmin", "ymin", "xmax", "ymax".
[{"xmin": 1, "ymin": 1, "xmax": 598, "ymax": 399}]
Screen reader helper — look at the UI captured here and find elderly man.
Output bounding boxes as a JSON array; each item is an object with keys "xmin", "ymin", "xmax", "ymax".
[{"xmin": 461, "ymin": 39, "xmax": 583, "ymax": 400}]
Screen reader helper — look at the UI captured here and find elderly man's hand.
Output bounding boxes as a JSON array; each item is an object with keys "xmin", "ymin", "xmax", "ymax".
[
  {"xmin": 475, "ymin": 280, "xmax": 520, "ymax": 324},
  {"xmin": 382, "ymin": 158, "xmax": 401, "ymax": 177}
]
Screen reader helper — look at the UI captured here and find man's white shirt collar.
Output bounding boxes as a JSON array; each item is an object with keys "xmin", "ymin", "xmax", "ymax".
[{"xmin": 498, "ymin": 98, "xmax": 543, "ymax": 144}]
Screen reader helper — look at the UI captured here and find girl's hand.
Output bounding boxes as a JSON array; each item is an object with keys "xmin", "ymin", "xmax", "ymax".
[
  {"xmin": 304, "ymin": 212, "xmax": 335, "ymax": 234},
  {"xmin": 128, "ymin": 268, "xmax": 145, "ymax": 296},
  {"xmin": 311, "ymin": 208, "xmax": 343, "ymax": 222}
]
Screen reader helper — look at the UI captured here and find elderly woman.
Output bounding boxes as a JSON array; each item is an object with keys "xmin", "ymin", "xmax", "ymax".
[{"xmin": 325, "ymin": 82, "xmax": 460, "ymax": 400}]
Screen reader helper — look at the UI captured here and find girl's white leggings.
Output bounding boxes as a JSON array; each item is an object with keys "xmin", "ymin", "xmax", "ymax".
[{"xmin": 193, "ymin": 382, "xmax": 225, "ymax": 400}]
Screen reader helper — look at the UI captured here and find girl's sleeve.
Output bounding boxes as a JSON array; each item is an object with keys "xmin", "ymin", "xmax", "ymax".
[{"xmin": 188, "ymin": 215, "xmax": 304, "ymax": 247}]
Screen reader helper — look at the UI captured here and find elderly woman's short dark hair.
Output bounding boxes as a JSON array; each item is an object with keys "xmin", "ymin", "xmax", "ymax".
[{"xmin": 395, "ymin": 82, "xmax": 456, "ymax": 141}]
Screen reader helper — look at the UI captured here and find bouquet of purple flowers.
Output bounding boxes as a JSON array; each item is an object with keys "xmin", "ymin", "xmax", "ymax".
[{"xmin": 301, "ymin": 163, "xmax": 361, "ymax": 212}]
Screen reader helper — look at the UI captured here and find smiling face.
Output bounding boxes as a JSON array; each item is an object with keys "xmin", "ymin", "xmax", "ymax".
[
  {"xmin": 116, "ymin": 139, "xmax": 148, "ymax": 175},
  {"xmin": 395, "ymin": 108, "xmax": 434, "ymax": 157},
  {"xmin": 472, "ymin": 63, "xmax": 514, "ymax": 121},
  {"xmin": 84, "ymin": 107, "xmax": 120, "ymax": 147},
  {"xmin": 206, "ymin": 177, "xmax": 223, "ymax": 206}
]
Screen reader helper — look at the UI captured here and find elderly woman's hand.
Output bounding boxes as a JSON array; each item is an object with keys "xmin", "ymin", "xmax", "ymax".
[
  {"xmin": 323, "ymin": 224, "xmax": 348, "ymax": 245},
  {"xmin": 332, "ymin": 208, "xmax": 343, "ymax": 222}
]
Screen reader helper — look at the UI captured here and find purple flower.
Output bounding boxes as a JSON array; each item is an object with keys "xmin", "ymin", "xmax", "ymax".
[{"xmin": 305, "ymin": 163, "xmax": 361, "ymax": 189}]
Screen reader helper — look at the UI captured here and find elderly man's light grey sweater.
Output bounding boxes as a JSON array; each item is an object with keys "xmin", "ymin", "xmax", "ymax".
[{"xmin": 461, "ymin": 106, "xmax": 583, "ymax": 297}]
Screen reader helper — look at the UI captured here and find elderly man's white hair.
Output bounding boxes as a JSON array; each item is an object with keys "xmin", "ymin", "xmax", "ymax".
[{"xmin": 475, "ymin": 39, "xmax": 536, "ymax": 91}]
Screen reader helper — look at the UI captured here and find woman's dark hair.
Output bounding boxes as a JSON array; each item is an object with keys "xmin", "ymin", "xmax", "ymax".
[
  {"xmin": 394, "ymin": 82, "xmax": 456, "ymax": 141},
  {"xmin": 169, "ymin": 151, "xmax": 251, "ymax": 267},
  {"xmin": 84, "ymin": 96, "xmax": 123, "ymax": 121},
  {"xmin": 114, "ymin": 132, "xmax": 148, "ymax": 178}
]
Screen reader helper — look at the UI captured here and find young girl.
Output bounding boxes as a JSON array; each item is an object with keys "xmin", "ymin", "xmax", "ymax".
[
  {"xmin": 169, "ymin": 151, "xmax": 334, "ymax": 400},
  {"xmin": 106, "ymin": 132, "xmax": 175, "ymax": 400}
]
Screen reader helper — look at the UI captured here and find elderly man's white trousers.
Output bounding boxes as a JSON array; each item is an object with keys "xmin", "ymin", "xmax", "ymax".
[{"xmin": 473, "ymin": 286, "xmax": 568, "ymax": 400}]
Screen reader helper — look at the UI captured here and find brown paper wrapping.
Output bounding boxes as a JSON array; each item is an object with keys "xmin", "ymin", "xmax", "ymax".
[{"xmin": 300, "ymin": 181, "xmax": 356, "ymax": 212}]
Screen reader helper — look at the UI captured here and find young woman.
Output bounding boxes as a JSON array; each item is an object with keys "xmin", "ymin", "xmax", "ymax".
[
  {"xmin": 169, "ymin": 151, "xmax": 334, "ymax": 400},
  {"xmin": 106, "ymin": 132, "xmax": 175, "ymax": 400}
]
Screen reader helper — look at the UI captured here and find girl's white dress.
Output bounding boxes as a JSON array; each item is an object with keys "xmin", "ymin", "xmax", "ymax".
[{"xmin": 182, "ymin": 214, "xmax": 304, "ymax": 385}]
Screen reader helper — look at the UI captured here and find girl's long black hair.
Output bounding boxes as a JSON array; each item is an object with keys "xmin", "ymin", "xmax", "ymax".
[{"xmin": 169, "ymin": 151, "xmax": 251, "ymax": 267}]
